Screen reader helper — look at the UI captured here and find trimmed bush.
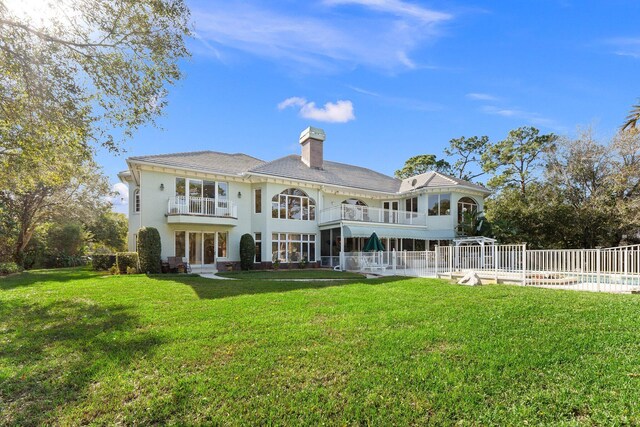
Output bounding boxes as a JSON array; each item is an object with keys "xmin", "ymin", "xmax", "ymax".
[
  {"xmin": 239, "ymin": 233, "xmax": 255, "ymax": 271},
  {"xmin": 116, "ymin": 252, "xmax": 139, "ymax": 274},
  {"xmin": 92, "ymin": 254, "xmax": 116, "ymax": 271},
  {"xmin": 137, "ymin": 227, "xmax": 161, "ymax": 274},
  {"xmin": 0, "ymin": 262, "xmax": 22, "ymax": 275}
]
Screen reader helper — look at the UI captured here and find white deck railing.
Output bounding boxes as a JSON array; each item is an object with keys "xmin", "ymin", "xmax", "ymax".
[
  {"xmin": 318, "ymin": 204, "xmax": 427, "ymax": 226},
  {"xmin": 167, "ymin": 196, "xmax": 238, "ymax": 218},
  {"xmin": 340, "ymin": 244, "xmax": 640, "ymax": 293}
]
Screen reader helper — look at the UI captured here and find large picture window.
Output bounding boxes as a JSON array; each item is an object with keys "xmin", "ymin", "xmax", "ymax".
[
  {"xmin": 272, "ymin": 233, "xmax": 316, "ymax": 263},
  {"xmin": 428, "ymin": 193, "xmax": 451, "ymax": 216},
  {"xmin": 271, "ymin": 188, "xmax": 316, "ymax": 221},
  {"xmin": 174, "ymin": 231, "xmax": 227, "ymax": 265}
]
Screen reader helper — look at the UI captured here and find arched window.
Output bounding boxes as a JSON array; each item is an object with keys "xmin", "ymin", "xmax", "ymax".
[
  {"xmin": 342, "ymin": 199, "xmax": 367, "ymax": 206},
  {"xmin": 457, "ymin": 197, "xmax": 477, "ymax": 223},
  {"xmin": 134, "ymin": 189, "xmax": 140, "ymax": 213},
  {"xmin": 272, "ymin": 188, "xmax": 316, "ymax": 220}
]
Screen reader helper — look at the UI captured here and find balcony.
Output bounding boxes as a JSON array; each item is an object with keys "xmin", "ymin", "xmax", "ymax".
[
  {"xmin": 318, "ymin": 204, "xmax": 427, "ymax": 226},
  {"xmin": 166, "ymin": 196, "xmax": 238, "ymax": 226}
]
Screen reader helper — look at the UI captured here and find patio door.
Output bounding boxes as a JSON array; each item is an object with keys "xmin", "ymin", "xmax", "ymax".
[
  {"xmin": 383, "ymin": 201, "xmax": 399, "ymax": 223},
  {"xmin": 187, "ymin": 232, "xmax": 217, "ymax": 267}
]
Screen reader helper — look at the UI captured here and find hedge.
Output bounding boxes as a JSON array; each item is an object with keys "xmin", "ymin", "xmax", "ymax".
[
  {"xmin": 116, "ymin": 252, "xmax": 139, "ymax": 274},
  {"xmin": 239, "ymin": 233, "xmax": 255, "ymax": 271},
  {"xmin": 0, "ymin": 262, "xmax": 22, "ymax": 275},
  {"xmin": 137, "ymin": 227, "xmax": 161, "ymax": 274},
  {"xmin": 92, "ymin": 254, "xmax": 116, "ymax": 271}
]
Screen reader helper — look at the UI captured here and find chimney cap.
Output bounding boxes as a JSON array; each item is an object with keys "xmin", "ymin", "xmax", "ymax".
[{"xmin": 299, "ymin": 126, "xmax": 326, "ymax": 144}]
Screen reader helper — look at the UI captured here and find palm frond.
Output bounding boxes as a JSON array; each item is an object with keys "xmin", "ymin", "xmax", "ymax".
[{"xmin": 622, "ymin": 101, "xmax": 640, "ymax": 131}]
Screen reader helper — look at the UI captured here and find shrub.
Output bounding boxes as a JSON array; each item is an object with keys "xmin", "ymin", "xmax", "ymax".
[
  {"xmin": 137, "ymin": 227, "xmax": 161, "ymax": 274},
  {"xmin": 92, "ymin": 254, "xmax": 116, "ymax": 271},
  {"xmin": 109, "ymin": 265, "xmax": 119, "ymax": 275},
  {"xmin": 116, "ymin": 252, "xmax": 139, "ymax": 274},
  {"xmin": 273, "ymin": 260, "xmax": 280, "ymax": 270},
  {"xmin": 299, "ymin": 258, "xmax": 308, "ymax": 269},
  {"xmin": 239, "ymin": 233, "xmax": 255, "ymax": 271},
  {"xmin": 126, "ymin": 266, "xmax": 138, "ymax": 275},
  {"xmin": 0, "ymin": 262, "xmax": 22, "ymax": 275}
]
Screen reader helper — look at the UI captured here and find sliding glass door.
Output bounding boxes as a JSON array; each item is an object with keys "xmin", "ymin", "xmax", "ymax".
[{"xmin": 175, "ymin": 231, "xmax": 228, "ymax": 267}]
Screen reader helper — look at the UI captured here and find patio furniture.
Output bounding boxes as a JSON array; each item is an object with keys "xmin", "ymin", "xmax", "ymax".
[{"xmin": 167, "ymin": 256, "xmax": 192, "ymax": 273}]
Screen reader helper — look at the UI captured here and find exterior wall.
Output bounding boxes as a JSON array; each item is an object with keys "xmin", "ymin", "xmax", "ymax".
[{"xmin": 125, "ymin": 164, "xmax": 488, "ymax": 270}]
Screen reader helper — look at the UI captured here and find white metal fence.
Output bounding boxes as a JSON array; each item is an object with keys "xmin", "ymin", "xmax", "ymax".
[{"xmin": 343, "ymin": 244, "xmax": 640, "ymax": 293}]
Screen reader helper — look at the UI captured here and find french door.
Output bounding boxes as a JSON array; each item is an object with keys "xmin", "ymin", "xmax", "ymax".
[
  {"xmin": 183, "ymin": 232, "xmax": 217, "ymax": 266},
  {"xmin": 383, "ymin": 200, "xmax": 399, "ymax": 223}
]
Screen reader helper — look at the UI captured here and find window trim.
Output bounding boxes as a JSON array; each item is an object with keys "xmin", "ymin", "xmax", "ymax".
[
  {"xmin": 271, "ymin": 188, "xmax": 316, "ymax": 221},
  {"xmin": 254, "ymin": 188, "xmax": 262, "ymax": 214},
  {"xmin": 271, "ymin": 233, "xmax": 316, "ymax": 263},
  {"xmin": 134, "ymin": 189, "xmax": 140, "ymax": 213}
]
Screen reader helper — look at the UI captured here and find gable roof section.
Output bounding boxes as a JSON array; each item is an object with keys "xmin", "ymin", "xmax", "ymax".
[
  {"xmin": 249, "ymin": 155, "xmax": 402, "ymax": 193},
  {"xmin": 128, "ymin": 151, "xmax": 265, "ymax": 176},
  {"xmin": 399, "ymin": 171, "xmax": 490, "ymax": 194}
]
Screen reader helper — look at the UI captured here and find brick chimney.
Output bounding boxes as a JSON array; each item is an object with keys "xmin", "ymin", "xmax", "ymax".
[{"xmin": 299, "ymin": 126, "xmax": 325, "ymax": 169}]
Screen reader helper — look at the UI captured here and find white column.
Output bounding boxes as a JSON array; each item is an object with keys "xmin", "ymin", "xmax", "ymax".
[{"xmin": 339, "ymin": 224, "xmax": 345, "ymax": 271}]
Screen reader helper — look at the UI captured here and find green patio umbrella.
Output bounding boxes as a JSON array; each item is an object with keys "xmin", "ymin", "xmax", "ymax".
[{"xmin": 363, "ymin": 232, "xmax": 385, "ymax": 252}]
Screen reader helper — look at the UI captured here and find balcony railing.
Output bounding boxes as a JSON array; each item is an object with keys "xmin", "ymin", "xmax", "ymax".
[
  {"xmin": 167, "ymin": 196, "xmax": 238, "ymax": 218},
  {"xmin": 318, "ymin": 204, "xmax": 426, "ymax": 226}
]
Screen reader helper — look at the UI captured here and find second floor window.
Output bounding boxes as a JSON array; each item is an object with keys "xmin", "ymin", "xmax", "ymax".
[
  {"xmin": 175, "ymin": 177, "xmax": 228, "ymax": 201},
  {"xmin": 134, "ymin": 189, "xmax": 140, "ymax": 212},
  {"xmin": 271, "ymin": 188, "xmax": 316, "ymax": 220},
  {"xmin": 254, "ymin": 188, "xmax": 262, "ymax": 213},
  {"xmin": 428, "ymin": 193, "xmax": 451, "ymax": 216}
]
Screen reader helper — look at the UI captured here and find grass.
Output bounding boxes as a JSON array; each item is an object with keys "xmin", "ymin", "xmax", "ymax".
[
  {"xmin": 2, "ymin": 268, "xmax": 640, "ymax": 425},
  {"xmin": 216, "ymin": 269, "xmax": 365, "ymax": 279}
]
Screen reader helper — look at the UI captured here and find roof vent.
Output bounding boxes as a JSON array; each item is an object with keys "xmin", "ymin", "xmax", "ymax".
[{"xmin": 299, "ymin": 126, "xmax": 325, "ymax": 169}]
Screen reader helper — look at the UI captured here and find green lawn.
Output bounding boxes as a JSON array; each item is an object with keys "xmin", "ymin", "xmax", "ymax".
[
  {"xmin": 2, "ymin": 268, "xmax": 640, "ymax": 425},
  {"xmin": 216, "ymin": 269, "xmax": 365, "ymax": 279}
]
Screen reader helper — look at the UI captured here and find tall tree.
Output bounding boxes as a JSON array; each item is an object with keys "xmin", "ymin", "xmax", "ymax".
[
  {"xmin": 0, "ymin": 0, "xmax": 191, "ymax": 154},
  {"xmin": 444, "ymin": 135, "xmax": 489, "ymax": 181},
  {"xmin": 394, "ymin": 154, "xmax": 452, "ymax": 179},
  {"xmin": 482, "ymin": 126, "xmax": 557, "ymax": 197},
  {"xmin": 0, "ymin": 148, "xmax": 110, "ymax": 265}
]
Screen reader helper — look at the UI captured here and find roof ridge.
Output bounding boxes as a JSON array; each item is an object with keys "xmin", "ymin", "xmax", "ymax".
[
  {"xmin": 249, "ymin": 154, "xmax": 299, "ymax": 172},
  {"xmin": 431, "ymin": 171, "xmax": 459, "ymax": 185},
  {"xmin": 129, "ymin": 150, "xmax": 265, "ymax": 163}
]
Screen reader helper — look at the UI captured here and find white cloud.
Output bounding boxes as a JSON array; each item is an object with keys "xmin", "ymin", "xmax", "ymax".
[
  {"xmin": 108, "ymin": 182, "xmax": 129, "ymax": 215},
  {"xmin": 603, "ymin": 37, "xmax": 640, "ymax": 59},
  {"xmin": 467, "ymin": 92, "xmax": 499, "ymax": 101},
  {"xmin": 278, "ymin": 97, "xmax": 355, "ymax": 123},
  {"xmin": 481, "ymin": 105, "xmax": 566, "ymax": 131},
  {"xmin": 323, "ymin": 0, "xmax": 452, "ymax": 23},
  {"xmin": 191, "ymin": 1, "xmax": 453, "ymax": 72}
]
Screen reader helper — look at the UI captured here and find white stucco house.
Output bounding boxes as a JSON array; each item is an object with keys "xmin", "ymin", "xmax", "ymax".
[{"xmin": 118, "ymin": 127, "xmax": 490, "ymax": 272}]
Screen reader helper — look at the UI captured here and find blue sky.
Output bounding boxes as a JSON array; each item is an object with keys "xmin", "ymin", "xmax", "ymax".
[{"xmin": 106, "ymin": 0, "xmax": 640, "ymax": 212}]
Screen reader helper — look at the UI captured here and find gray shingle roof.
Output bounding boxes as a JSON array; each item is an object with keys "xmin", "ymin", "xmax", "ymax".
[
  {"xmin": 250, "ymin": 155, "xmax": 401, "ymax": 193},
  {"xmin": 128, "ymin": 151, "xmax": 265, "ymax": 176},
  {"xmin": 399, "ymin": 171, "xmax": 490, "ymax": 193},
  {"xmin": 127, "ymin": 150, "xmax": 488, "ymax": 195}
]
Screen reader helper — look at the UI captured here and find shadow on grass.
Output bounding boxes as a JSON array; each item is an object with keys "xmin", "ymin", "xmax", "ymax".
[
  {"xmin": 0, "ymin": 298, "xmax": 164, "ymax": 425},
  {"xmin": 0, "ymin": 267, "xmax": 101, "ymax": 291},
  {"xmin": 152, "ymin": 274, "xmax": 407, "ymax": 300}
]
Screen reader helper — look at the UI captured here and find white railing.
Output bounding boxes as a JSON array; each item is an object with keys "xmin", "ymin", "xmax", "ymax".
[
  {"xmin": 340, "ymin": 244, "xmax": 640, "ymax": 293},
  {"xmin": 167, "ymin": 196, "xmax": 238, "ymax": 218},
  {"xmin": 318, "ymin": 204, "xmax": 427, "ymax": 226}
]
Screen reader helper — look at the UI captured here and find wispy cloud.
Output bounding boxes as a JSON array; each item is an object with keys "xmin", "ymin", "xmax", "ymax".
[
  {"xmin": 603, "ymin": 37, "xmax": 640, "ymax": 59},
  {"xmin": 481, "ymin": 105, "xmax": 565, "ymax": 131},
  {"xmin": 278, "ymin": 97, "xmax": 356, "ymax": 123},
  {"xmin": 323, "ymin": 0, "xmax": 452, "ymax": 23},
  {"xmin": 347, "ymin": 85, "xmax": 443, "ymax": 111},
  {"xmin": 466, "ymin": 92, "xmax": 499, "ymax": 101},
  {"xmin": 192, "ymin": 1, "xmax": 453, "ymax": 72}
]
